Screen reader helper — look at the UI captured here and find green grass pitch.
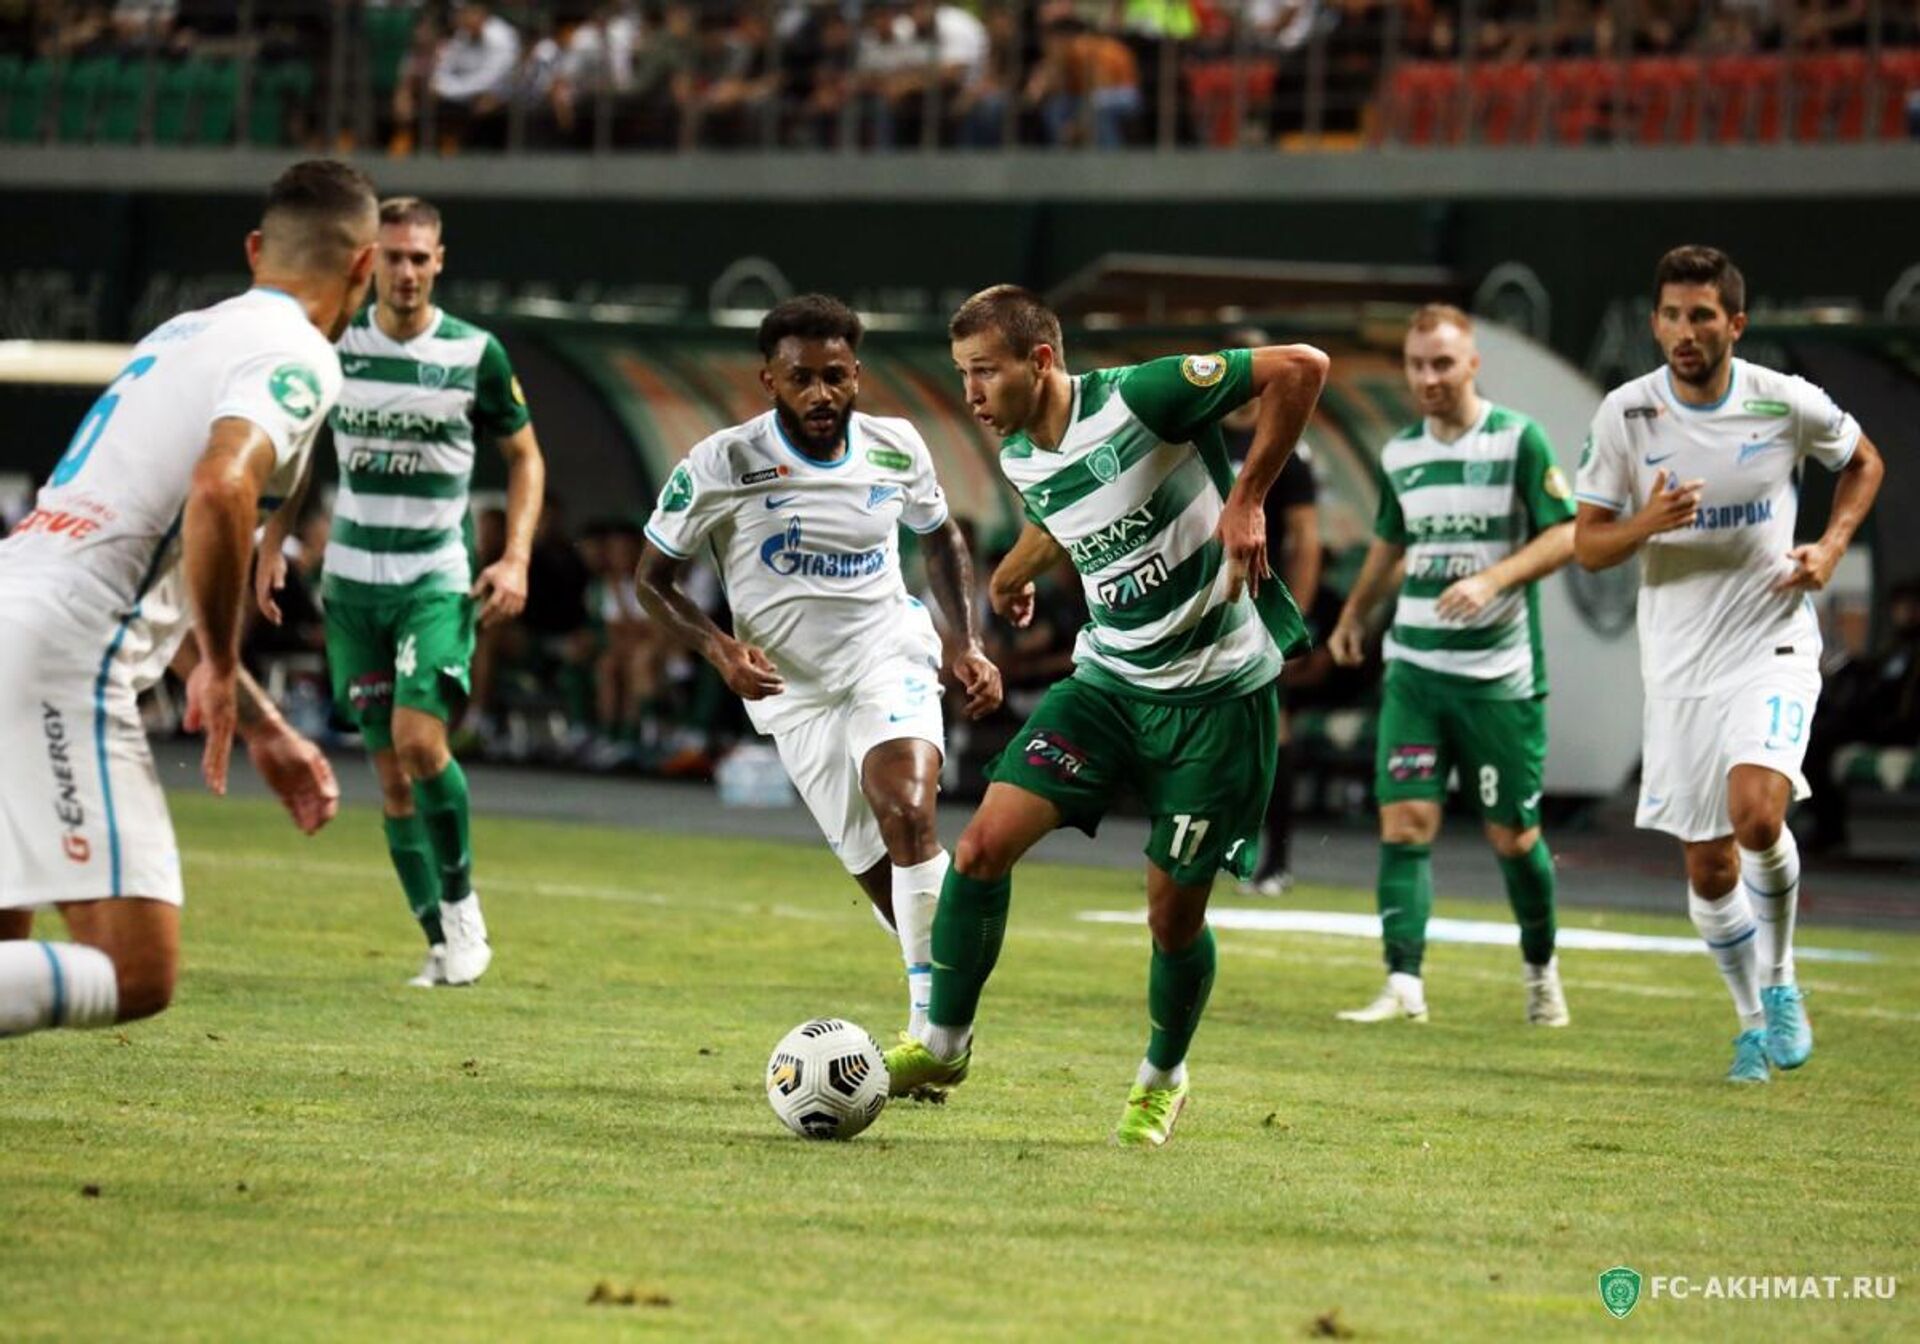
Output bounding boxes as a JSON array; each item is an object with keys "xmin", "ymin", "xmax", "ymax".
[{"xmin": 5, "ymin": 795, "xmax": 1916, "ymax": 1341}]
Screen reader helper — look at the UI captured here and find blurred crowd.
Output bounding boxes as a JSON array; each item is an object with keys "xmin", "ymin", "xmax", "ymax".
[{"xmin": 7, "ymin": 1, "xmax": 1916, "ymax": 152}]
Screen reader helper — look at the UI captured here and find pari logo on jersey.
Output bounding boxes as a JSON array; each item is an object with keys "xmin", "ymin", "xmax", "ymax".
[
  {"xmin": 41, "ymin": 702, "xmax": 89, "ymax": 863},
  {"xmin": 1096, "ymin": 553, "xmax": 1170, "ymax": 610},
  {"xmin": 759, "ymin": 518, "xmax": 886, "ymax": 580}
]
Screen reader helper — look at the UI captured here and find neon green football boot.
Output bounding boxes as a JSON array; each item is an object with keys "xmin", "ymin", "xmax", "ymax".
[
  {"xmin": 882, "ymin": 1031, "xmax": 970, "ymax": 1098},
  {"xmin": 1114, "ymin": 1079, "xmax": 1190, "ymax": 1147}
]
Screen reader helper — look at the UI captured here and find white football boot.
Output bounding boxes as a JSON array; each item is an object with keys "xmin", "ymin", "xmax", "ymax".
[
  {"xmin": 1525, "ymin": 957, "xmax": 1570, "ymax": 1027},
  {"xmin": 440, "ymin": 893, "xmax": 492, "ymax": 986},
  {"xmin": 1336, "ymin": 972, "xmax": 1429, "ymax": 1023},
  {"xmin": 407, "ymin": 944, "xmax": 448, "ymax": 988}
]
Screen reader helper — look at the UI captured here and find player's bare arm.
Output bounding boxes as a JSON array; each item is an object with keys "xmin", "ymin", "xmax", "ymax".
[
  {"xmin": 634, "ymin": 540, "xmax": 784, "ymax": 700},
  {"xmin": 183, "ymin": 416, "xmax": 281, "ymax": 795},
  {"xmin": 1774, "ymin": 433, "xmax": 1884, "ymax": 593},
  {"xmin": 170, "ymin": 640, "xmax": 340, "ymax": 835},
  {"xmin": 254, "ymin": 450, "xmax": 317, "ymax": 625},
  {"xmin": 1218, "ymin": 343, "xmax": 1332, "ymax": 600},
  {"xmin": 987, "ymin": 522, "xmax": 1068, "ymax": 629},
  {"xmin": 1435, "ymin": 520, "xmax": 1576, "ymax": 622},
  {"xmin": 919, "ymin": 516, "xmax": 1003, "ymax": 720},
  {"xmin": 1330, "ymin": 537, "xmax": 1407, "ymax": 666},
  {"xmin": 1572, "ymin": 468, "xmax": 1706, "ymax": 571},
  {"xmin": 471, "ymin": 422, "xmax": 546, "ymax": 626}
]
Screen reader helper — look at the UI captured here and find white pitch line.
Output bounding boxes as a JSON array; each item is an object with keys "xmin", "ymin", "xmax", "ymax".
[{"xmin": 1080, "ymin": 907, "xmax": 1882, "ymax": 964}]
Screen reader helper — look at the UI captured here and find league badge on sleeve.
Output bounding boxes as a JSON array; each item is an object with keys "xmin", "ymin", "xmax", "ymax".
[
  {"xmin": 659, "ymin": 463, "xmax": 696, "ymax": 513},
  {"xmin": 1180, "ymin": 354, "xmax": 1226, "ymax": 387},
  {"xmin": 269, "ymin": 364, "xmax": 321, "ymax": 421}
]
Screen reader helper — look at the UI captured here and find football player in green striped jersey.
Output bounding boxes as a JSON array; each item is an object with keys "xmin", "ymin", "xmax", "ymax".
[
  {"xmin": 884, "ymin": 285, "xmax": 1329, "ymax": 1145},
  {"xmin": 258, "ymin": 196, "xmax": 547, "ymax": 988},
  {"xmin": 1329, "ymin": 304, "xmax": 1576, "ymax": 1028}
]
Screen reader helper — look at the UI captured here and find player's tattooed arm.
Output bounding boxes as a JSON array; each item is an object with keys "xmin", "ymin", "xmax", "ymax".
[
  {"xmin": 987, "ymin": 523, "xmax": 1068, "ymax": 630},
  {"xmin": 1220, "ymin": 343, "xmax": 1332, "ymax": 600},
  {"xmin": 922, "ymin": 517, "xmax": 1003, "ymax": 720},
  {"xmin": 1775, "ymin": 433, "xmax": 1884, "ymax": 593},
  {"xmin": 634, "ymin": 540, "xmax": 785, "ymax": 700}
]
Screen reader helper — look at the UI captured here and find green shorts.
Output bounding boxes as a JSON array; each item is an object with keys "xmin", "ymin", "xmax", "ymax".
[
  {"xmin": 324, "ymin": 590, "xmax": 475, "ymax": 751},
  {"xmin": 987, "ymin": 675, "xmax": 1280, "ymax": 885},
  {"xmin": 1374, "ymin": 664, "xmax": 1546, "ymax": 829}
]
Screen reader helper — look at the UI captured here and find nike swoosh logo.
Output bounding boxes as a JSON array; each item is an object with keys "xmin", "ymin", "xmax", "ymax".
[
  {"xmin": 342, "ymin": 358, "xmax": 370, "ymax": 373},
  {"xmin": 1520, "ymin": 791, "xmax": 1542, "ymax": 810},
  {"xmin": 888, "ymin": 712, "xmax": 916, "ymax": 722},
  {"xmin": 1404, "ymin": 468, "xmax": 1424, "ymax": 483},
  {"xmin": 1644, "ymin": 452, "xmax": 1677, "ymax": 466},
  {"xmin": 765, "ymin": 494, "xmax": 799, "ymax": 509},
  {"xmin": 1379, "ymin": 907, "xmax": 1401, "ymax": 919}
]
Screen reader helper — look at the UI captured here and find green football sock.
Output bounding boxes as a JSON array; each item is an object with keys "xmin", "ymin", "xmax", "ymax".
[
  {"xmin": 1146, "ymin": 925, "xmax": 1217, "ymax": 1071},
  {"xmin": 383, "ymin": 811, "xmax": 443, "ymax": 946},
  {"xmin": 413, "ymin": 760, "xmax": 473, "ymax": 906},
  {"xmin": 1378, "ymin": 841, "xmax": 1433, "ymax": 976},
  {"xmin": 927, "ymin": 870, "xmax": 1011, "ymax": 1030},
  {"xmin": 1499, "ymin": 839, "xmax": 1558, "ymax": 967}
]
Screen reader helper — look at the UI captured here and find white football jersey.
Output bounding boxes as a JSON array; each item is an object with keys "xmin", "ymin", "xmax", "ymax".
[
  {"xmin": 643, "ymin": 410, "xmax": 950, "ymax": 734},
  {"xmin": 1577, "ymin": 358, "xmax": 1859, "ymax": 699},
  {"xmin": 0, "ymin": 287, "xmax": 342, "ymax": 689}
]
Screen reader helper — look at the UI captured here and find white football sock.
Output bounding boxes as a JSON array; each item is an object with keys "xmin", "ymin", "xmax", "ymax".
[
  {"xmin": 892, "ymin": 850, "xmax": 947, "ymax": 1038},
  {"xmin": 1740, "ymin": 828, "xmax": 1800, "ymax": 989},
  {"xmin": 1136, "ymin": 1058, "xmax": 1188, "ymax": 1090},
  {"xmin": 0, "ymin": 941, "xmax": 119, "ymax": 1036},
  {"xmin": 923, "ymin": 1023, "xmax": 971, "ymax": 1062},
  {"xmin": 1689, "ymin": 886, "xmax": 1763, "ymax": 1029}
]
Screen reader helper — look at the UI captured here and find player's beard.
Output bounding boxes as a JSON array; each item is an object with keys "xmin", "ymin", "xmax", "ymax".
[
  {"xmin": 776, "ymin": 397, "xmax": 854, "ymax": 458},
  {"xmin": 1667, "ymin": 340, "xmax": 1727, "ymax": 388}
]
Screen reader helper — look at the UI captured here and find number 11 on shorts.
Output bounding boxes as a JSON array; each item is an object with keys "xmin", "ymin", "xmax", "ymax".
[{"xmin": 1170, "ymin": 814, "xmax": 1210, "ymax": 865}]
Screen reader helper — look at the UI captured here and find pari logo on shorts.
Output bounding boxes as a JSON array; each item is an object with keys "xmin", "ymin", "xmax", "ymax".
[
  {"xmin": 348, "ymin": 670, "xmax": 395, "ymax": 714},
  {"xmin": 41, "ymin": 702, "xmax": 90, "ymax": 863},
  {"xmin": 1023, "ymin": 730, "xmax": 1087, "ymax": 778},
  {"xmin": 758, "ymin": 518, "xmax": 886, "ymax": 580},
  {"xmin": 1386, "ymin": 742, "xmax": 1440, "ymax": 782}
]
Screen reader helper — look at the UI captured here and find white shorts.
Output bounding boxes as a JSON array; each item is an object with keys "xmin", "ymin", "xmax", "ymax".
[
  {"xmin": 0, "ymin": 597, "xmax": 183, "ymax": 910},
  {"xmin": 1637, "ymin": 656, "xmax": 1822, "ymax": 843},
  {"xmin": 768, "ymin": 653, "xmax": 946, "ymax": 875}
]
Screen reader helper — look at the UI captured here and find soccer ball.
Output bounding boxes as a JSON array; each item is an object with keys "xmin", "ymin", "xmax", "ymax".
[{"xmin": 765, "ymin": 1018, "xmax": 890, "ymax": 1140}]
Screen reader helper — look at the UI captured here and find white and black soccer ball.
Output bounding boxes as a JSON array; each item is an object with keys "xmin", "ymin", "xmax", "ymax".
[{"xmin": 765, "ymin": 1018, "xmax": 890, "ymax": 1140}]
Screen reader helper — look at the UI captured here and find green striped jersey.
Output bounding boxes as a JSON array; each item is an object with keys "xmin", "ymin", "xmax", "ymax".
[
  {"xmin": 999, "ymin": 350, "xmax": 1307, "ymax": 704},
  {"xmin": 1373, "ymin": 403, "xmax": 1575, "ymax": 698},
  {"xmin": 322, "ymin": 306, "xmax": 529, "ymax": 604}
]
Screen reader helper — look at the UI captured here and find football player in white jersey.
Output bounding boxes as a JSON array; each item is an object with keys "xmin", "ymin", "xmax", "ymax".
[
  {"xmin": 0, "ymin": 161, "xmax": 378, "ymax": 1041},
  {"xmin": 1574, "ymin": 246, "xmax": 1884, "ymax": 1083},
  {"xmin": 636, "ymin": 294, "xmax": 1001, "ymax": 1044}
]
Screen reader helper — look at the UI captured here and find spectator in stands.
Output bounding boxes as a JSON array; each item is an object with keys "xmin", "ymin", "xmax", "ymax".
[
  {"xmin": 854, "ymin": 0, "xmax": 928, "ymax": 147},
  {"xmin": 1026, "ymin": 13, "xmax": 1141, "ymax": 147},
  {"xmin": 625, "ymin": 0, "xmax": 699, "ymax": 147},
  {"xmin": 531, "ymin": 3, "xmax": 640, "ymax": 147},
  {"xmin": 428, "ymin": 2, "xmax": 520, "ymax": 152},
  {"xmin": 793, "ymin": 2, "xmax": 859, "ymax": 146},
  {"xmin": 1799, "ymin": 578, "xmax": 1920, "ymax": 853},
  {"xmin": 689, "ymin": 3, "xmax": 782, "ymax": 148},
  {"xmin": 953, "ymin": 2, "xmax": 1023, "ymax": 146}
]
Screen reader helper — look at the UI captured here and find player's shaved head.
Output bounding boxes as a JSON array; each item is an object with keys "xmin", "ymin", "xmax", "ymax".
[
  {"xmin": 259, "ymin": 159, "xmax": 379, "ymax": 274},
  {"xmin": 1654, "ymin": 245, "xmax": 1745, "ymax": 316},
  {"xmin": 948, "ymin": 285, "xmax": 1064, "ymax": 363}
]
